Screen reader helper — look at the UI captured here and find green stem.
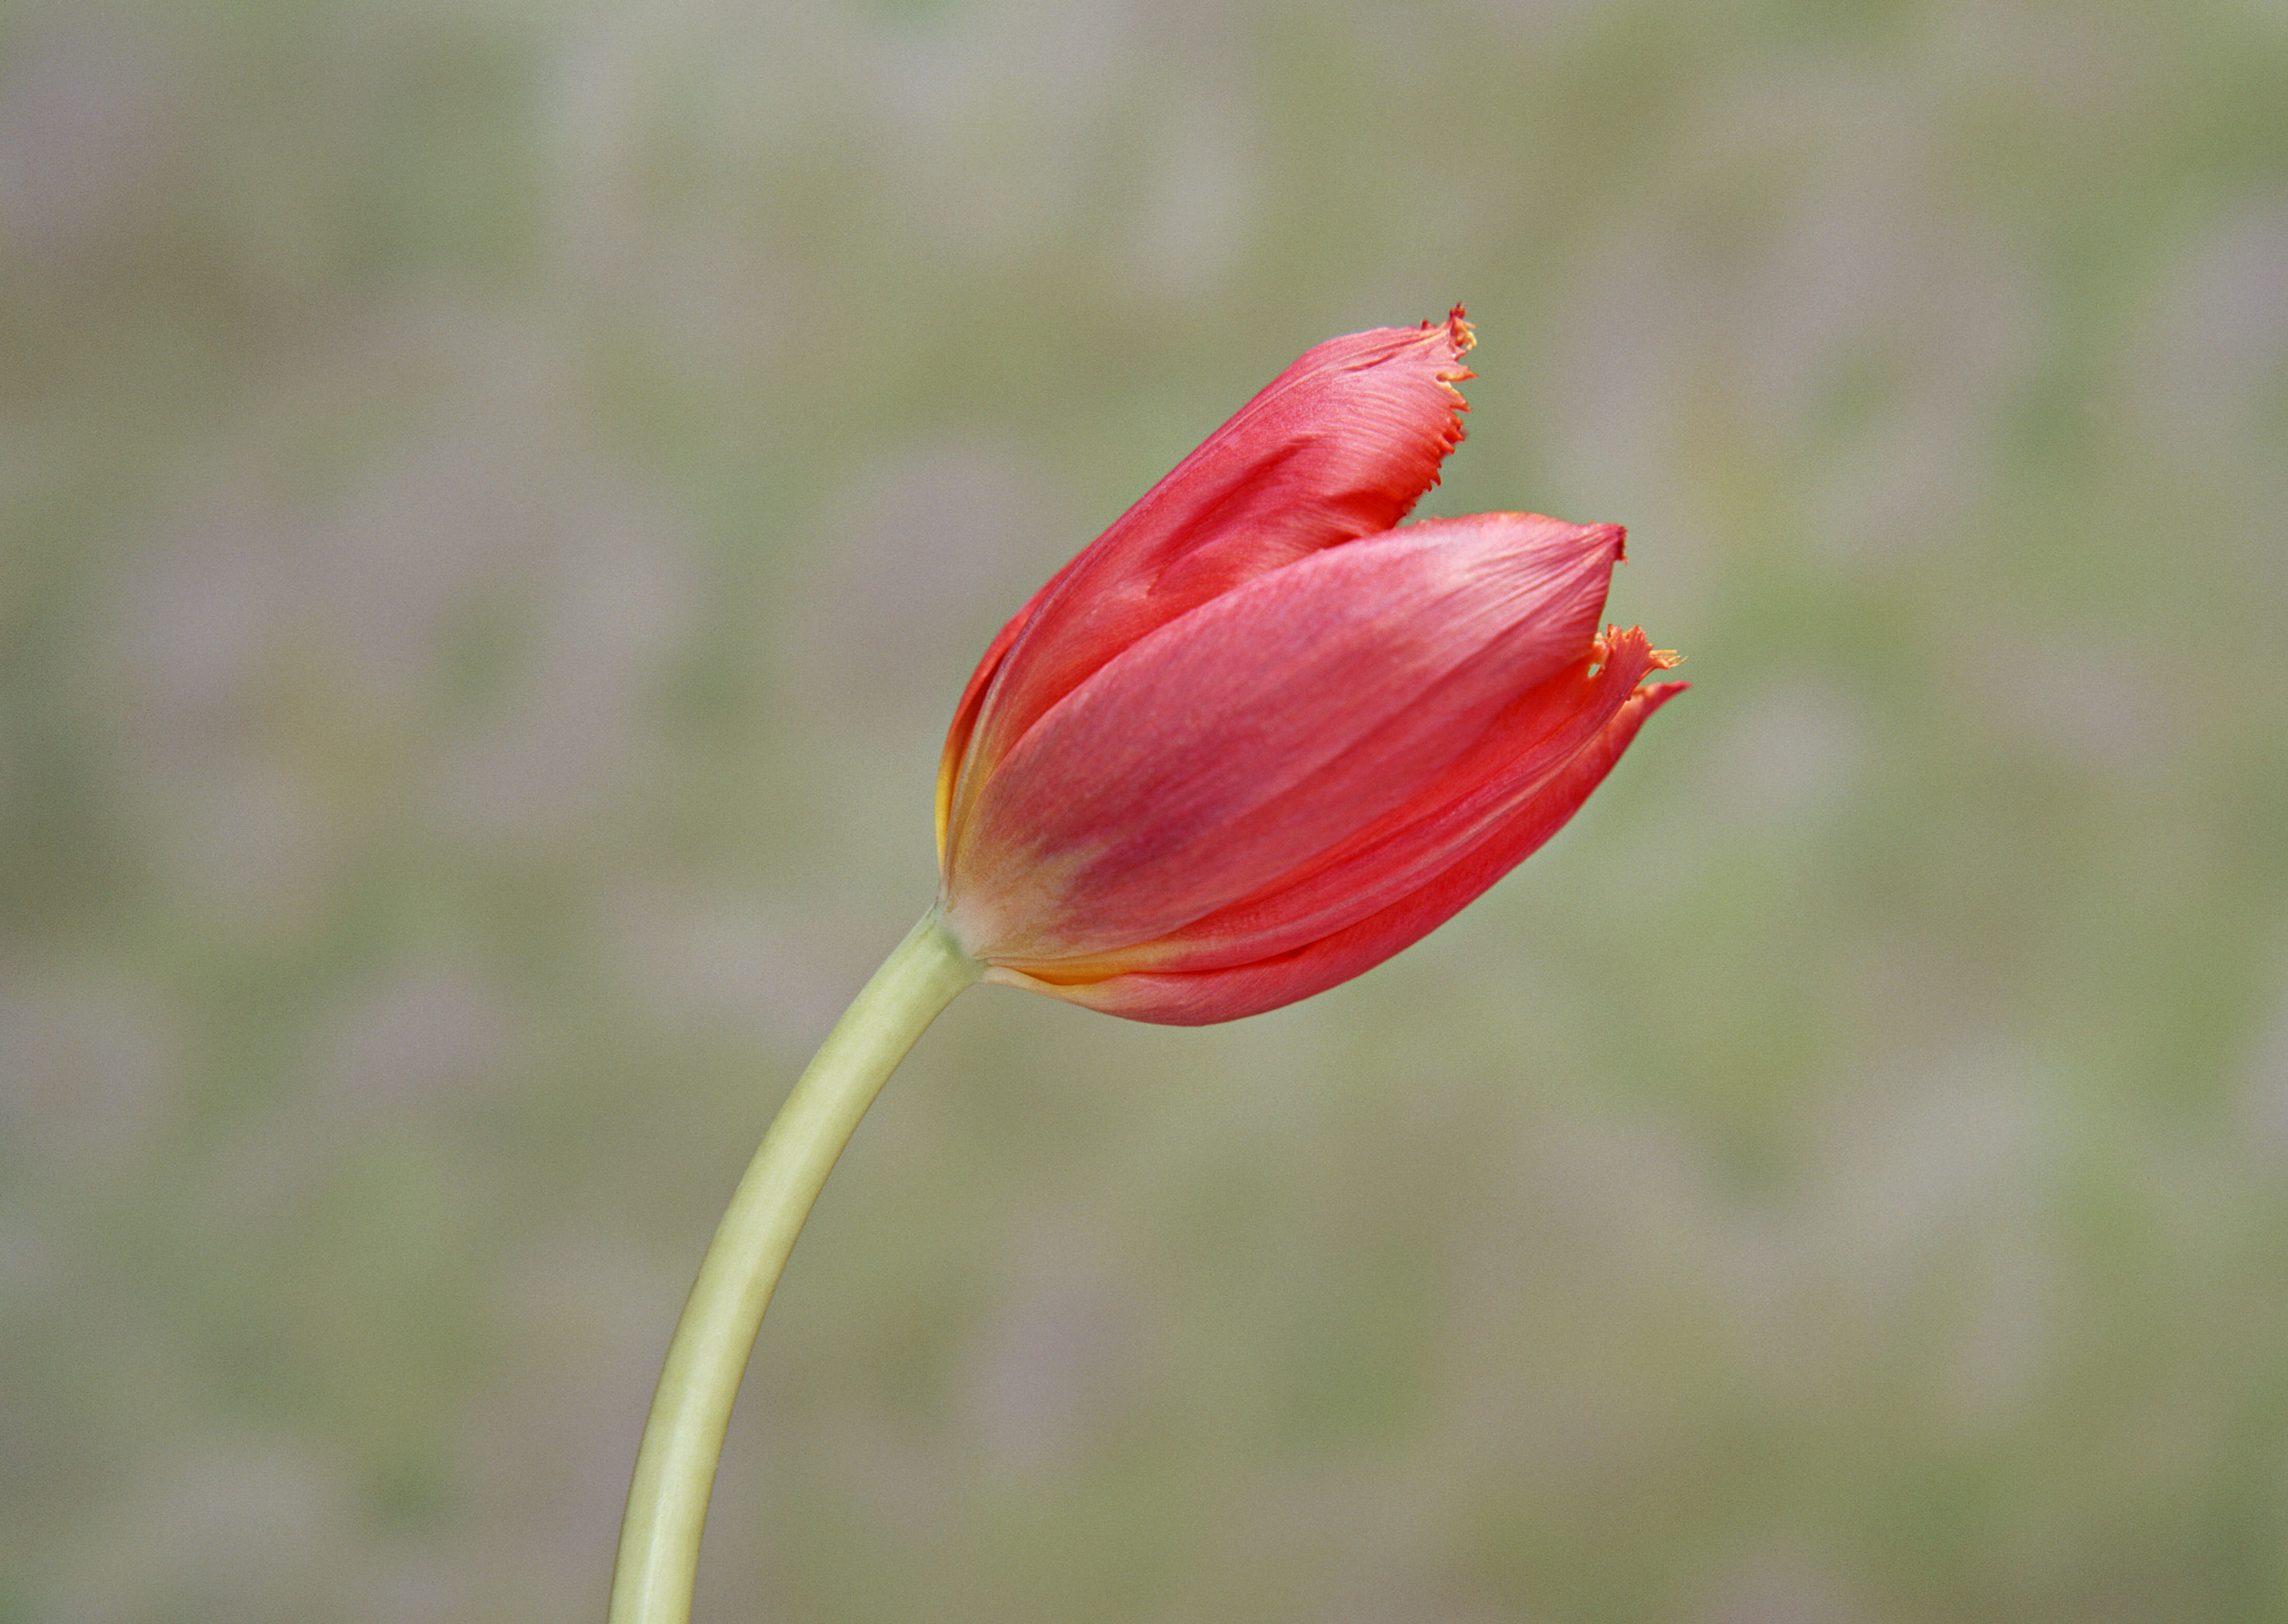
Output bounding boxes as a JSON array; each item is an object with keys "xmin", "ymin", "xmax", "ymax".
[{"xmin": 608, "ymin": 908, "xmax": 983, "ymax": 1624}]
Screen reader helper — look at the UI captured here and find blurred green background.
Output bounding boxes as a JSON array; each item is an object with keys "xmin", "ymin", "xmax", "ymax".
[{"xmin": 4, "ymin": 0, "xmax": 2286, "ymax": 1619}]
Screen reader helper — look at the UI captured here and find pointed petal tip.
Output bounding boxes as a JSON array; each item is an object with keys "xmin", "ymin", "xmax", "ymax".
[
  {"xmin": 1428, "ymin": 303, "xmax": 1476, "ymax": 358},
  {"xmin": 1436, "ymin": 306, "xmax": 1476, "ymax": 399},
  {"xmin": 1512, "ymin": 517, "xmax": 1626, "ymax": 568},
  {"xmin": 1409, "ymin": 306, "xmax": 1476, "ymax": 405},
  {"xmin": 1588, "ymin": 627, "xmax": 1687, "ymax": 704}
]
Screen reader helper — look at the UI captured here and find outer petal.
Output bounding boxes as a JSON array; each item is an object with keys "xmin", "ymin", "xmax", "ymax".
[
  {"xmin": 940, "ymin": 311, "xmax": 1477, "ymax": 856},
  {"xmin": 942, "ymin": 514, "xmax": 1623, "ymax": 963},
  {"xmin": 1001, "ymin": 629, "xmax": 1680, "ymax": 980},
  {"xmin": 1002, "ymin": 667, "xmax": 1687, "ymax": 1025},
  {"xmin": 935, "ymin": 606, "xmax": 1025, "ymax": 866}
]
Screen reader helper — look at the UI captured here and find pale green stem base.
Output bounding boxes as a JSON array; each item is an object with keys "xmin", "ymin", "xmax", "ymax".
[{"xmin": 608, "ymin": 909, "xmax": 983, "ymax": 1624}]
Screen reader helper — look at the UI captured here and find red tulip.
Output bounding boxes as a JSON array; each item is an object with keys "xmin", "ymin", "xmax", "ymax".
[{"xmin": 933, "ymin": 309, "xmax": 1683, "ymax": 1025}]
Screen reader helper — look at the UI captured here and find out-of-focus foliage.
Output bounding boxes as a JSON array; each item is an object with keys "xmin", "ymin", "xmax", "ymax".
[{"xmin": 3, "ymin": 0, "xmax": 2286, "ymax": 1619}]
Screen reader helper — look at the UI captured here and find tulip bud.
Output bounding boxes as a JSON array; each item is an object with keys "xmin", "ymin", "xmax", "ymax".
[{"xmin": 935, "ymin": 312, "xmax": 1682, "ymax": 1024}]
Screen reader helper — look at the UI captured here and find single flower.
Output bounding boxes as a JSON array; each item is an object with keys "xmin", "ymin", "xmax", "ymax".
[
  {"xmin": 610, "ymin": 311, "xmax": 1690, "ymax": 1623},
  {"xmin": 934, "ymin": 309, "xmax": 1683, "ymax": 1025}
]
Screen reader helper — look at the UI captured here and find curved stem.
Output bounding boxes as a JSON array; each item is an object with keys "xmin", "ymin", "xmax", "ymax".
[{"xmin": 608, "ymin": 909, "xmax": 983, "ymax": 1624}]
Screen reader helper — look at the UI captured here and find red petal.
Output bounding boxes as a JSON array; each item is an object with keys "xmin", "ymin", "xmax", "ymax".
[
  {"xmin": 1016, "ymin": 630, "xmax": 1679, "ymax": 978},
  {"xmin": 935, "ymin": 608, "xmax": 1023, "ymax": 865},
  {"xmin": 941, "ymin": 312, "xmax": 1477, "ymax": 855},
  {"xmin": 943, "ymin": 513, "xmax": 1623, "ymax": 962},
  {"xmin": 1004, "ymin": 668, "xmax": 1685, "ymax": 1025}
]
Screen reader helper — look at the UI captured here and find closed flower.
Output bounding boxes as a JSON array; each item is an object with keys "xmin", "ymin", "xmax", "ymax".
[{"xmin": 935, "ymin": 310, "xmax": 1683, "ymax": 1025}]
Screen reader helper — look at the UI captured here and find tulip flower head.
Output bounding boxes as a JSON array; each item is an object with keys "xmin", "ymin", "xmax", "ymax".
[{"xmin": 935, "ymin": 309, "xmax": 1682, "ymax": 1025}]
